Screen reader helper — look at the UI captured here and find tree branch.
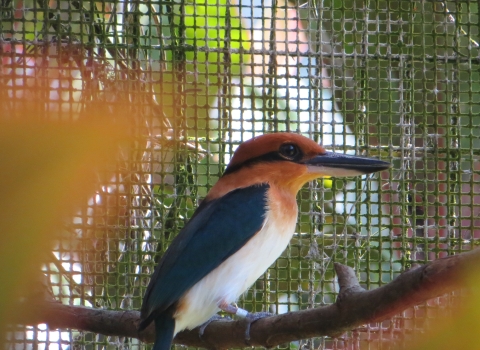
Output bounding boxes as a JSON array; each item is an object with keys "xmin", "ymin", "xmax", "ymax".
[{"xmin": 19, "ymin": 248, "xmax": 480, "ymax": 349}]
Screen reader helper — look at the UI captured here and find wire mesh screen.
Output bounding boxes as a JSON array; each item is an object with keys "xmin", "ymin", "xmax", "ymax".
[{"xmin": 1, "ymin": 0, "xmax": 479, "ymax": 349}]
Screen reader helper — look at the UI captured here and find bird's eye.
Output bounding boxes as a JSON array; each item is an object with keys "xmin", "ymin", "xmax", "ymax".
[{"xmin": 279, "ymin": 143, "xmax": 301, "ymax": 160}]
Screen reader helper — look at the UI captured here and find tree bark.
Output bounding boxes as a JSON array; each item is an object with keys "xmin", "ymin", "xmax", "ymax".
[{"xmin": 18, "ymin": 248, "xmax": 480, "ymax": 349}]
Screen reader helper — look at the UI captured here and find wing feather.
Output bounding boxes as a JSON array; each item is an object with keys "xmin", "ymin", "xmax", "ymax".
[{"xmin": 139, "ymin": 183, "xmax": 269, "ymax": 330}]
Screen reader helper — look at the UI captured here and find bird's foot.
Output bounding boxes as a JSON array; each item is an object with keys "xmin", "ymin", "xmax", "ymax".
[
  {"xmin": 217, "ymin": 301, "xmax": 274, "ymax": 344},
  {"xmin": 198, "ymin": 314, "xmax": 231, "ymax": 337},
  {"xmin": 242, "ymin": 311, "xmax": 274, "ymax": 344}
]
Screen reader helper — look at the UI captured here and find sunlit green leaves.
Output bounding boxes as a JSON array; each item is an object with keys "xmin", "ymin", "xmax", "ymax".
[{"xmin": 184, "ymin": 0, "xmax": 250, "ymax": 77}]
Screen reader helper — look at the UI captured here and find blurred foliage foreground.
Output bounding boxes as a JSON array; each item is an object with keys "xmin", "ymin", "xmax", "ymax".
[{"xmin": 0, "ymin": 116, "xmax": 130, "ymax": 345}]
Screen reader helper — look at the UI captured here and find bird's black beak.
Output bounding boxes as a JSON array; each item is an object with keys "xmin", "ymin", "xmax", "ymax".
[{"xmin": 303, "ymin": 152, "xmax": 391, "ymax": 177}]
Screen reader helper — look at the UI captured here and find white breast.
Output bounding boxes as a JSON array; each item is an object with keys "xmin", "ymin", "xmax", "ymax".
[{"xmin": 173, "ymin": 207, "xmax": 297, "ymax": 334}]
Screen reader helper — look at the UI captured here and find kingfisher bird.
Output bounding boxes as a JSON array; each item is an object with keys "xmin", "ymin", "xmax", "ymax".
[{"xmin": 138, "ymin": 133, "xmax": 390, "ymax": 350}]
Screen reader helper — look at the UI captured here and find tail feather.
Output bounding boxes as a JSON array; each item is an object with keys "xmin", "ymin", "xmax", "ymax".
[{"xmin": 153, "ymin": 314, "xmax": 175, "ymax": 350}]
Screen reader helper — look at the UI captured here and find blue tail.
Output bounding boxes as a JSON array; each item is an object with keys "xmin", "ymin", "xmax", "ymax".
[{"xmin": 152, "ymin": 314, "xmax": 175, "ymax": 350}]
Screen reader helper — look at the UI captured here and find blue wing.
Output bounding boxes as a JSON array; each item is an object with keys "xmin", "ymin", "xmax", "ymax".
[{"xmin": 139, "ymin": 183, "xmax": 269, "ymax": 330}]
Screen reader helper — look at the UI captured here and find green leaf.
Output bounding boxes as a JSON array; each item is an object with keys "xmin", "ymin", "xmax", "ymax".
[{"xmin": 184, "ymin": 0, "xmax": 251, "ymax": 78}]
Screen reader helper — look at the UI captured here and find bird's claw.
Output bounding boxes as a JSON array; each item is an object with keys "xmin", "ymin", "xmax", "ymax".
[
  {"xmin": 198, "ymin": 314, "xmax": 231, "ymax": 337},
  {"xmin": 243, "ymin": 312, "xmax": 274, "ymax": 344}
]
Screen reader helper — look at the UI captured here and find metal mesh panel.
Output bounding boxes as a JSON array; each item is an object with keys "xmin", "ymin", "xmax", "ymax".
[{"xmin": 1, "ymin": 0, "xmax": 479, "ymax": 349}]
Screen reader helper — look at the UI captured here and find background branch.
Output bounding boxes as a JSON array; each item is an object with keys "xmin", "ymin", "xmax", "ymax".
[{"xmin": 20, "ymin": 248, "xmax": 480, "ymax": 349}]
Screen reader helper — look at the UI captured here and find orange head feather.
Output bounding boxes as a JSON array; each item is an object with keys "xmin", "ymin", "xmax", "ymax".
[
  {"xmin": 226, "ymin": 133, "xmax": 326, "ymax": 173},
  {"xmin": 208, "ymin": 133, "xmax": 390, "ymax": 199}
]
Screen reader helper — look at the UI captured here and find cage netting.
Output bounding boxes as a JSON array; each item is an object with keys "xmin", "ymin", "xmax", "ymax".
[{"xmin": 1, "ymin": 0, "xmax": 479, "ymax": 349}]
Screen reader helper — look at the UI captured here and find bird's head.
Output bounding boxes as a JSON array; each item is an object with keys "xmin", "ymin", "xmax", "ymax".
[{"xmin": 209, "ymin": 133, "xmax": 391, "ymax": 198}]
